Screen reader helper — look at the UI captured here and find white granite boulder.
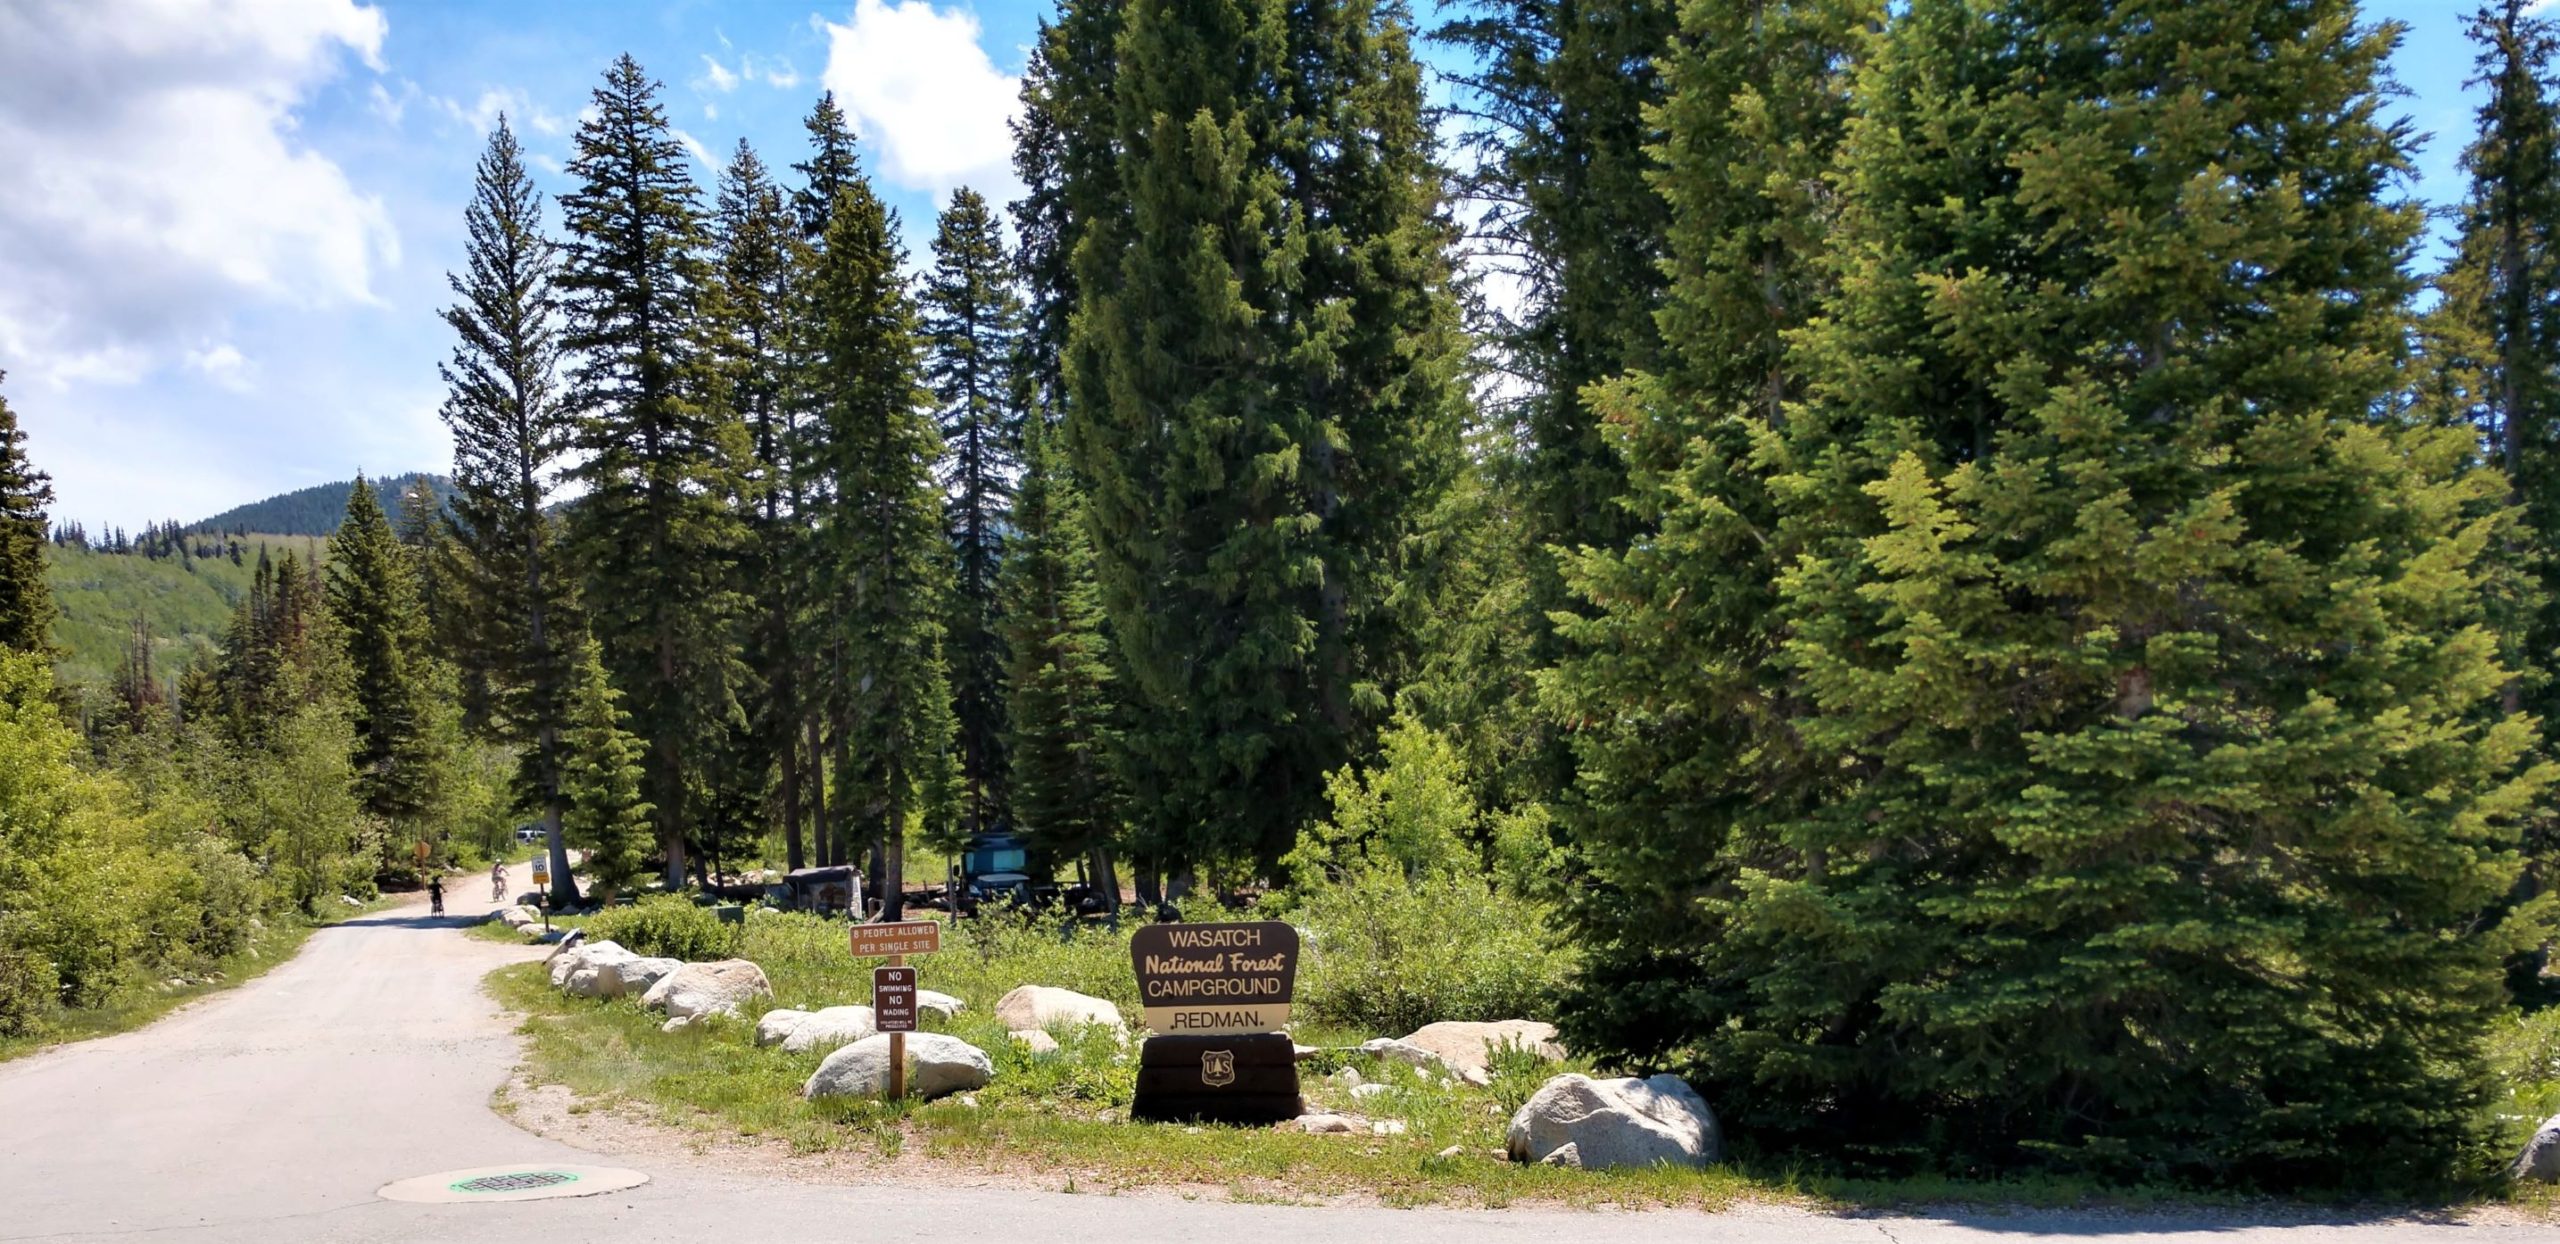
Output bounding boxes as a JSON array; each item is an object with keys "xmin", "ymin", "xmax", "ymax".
[
  {"xmin": 917, "ymin": 989, "xmax": 966, "ymax": 1019},
  {"xmin": 1402, "ymin": 1021, "xmax": 1565, "ymax": 1078},
  {"xmin": 1506, "ymin": 1074, "xmax": 1719, "ymax": 1170},
  {"xmin": 994, "ymin": 985, "xmax": 1126, "ymax": 1037},
  {"xmin": 641, "ymin": 959, "xmax": 773, "ymax": 1020},
  {"xmin": 755, "ymin": 1008, "xmax": 814, "ymax": 1049},
  {"xmin": 781, "ymin": 1005, "xmax": 878, "ymax": 1055},
  {"xmin": 1358, "ymin": 1037, "xmax": 1449, "ymax": 1074},
  {"xmin": 804, "ymin": 1032, "xmax": 994, "ymax": 1101}
]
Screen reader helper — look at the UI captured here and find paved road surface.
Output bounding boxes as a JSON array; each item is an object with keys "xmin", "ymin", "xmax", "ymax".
[{"xmin": 0, "ymin": 881, "xmax": 2547, "ymax": 1243}]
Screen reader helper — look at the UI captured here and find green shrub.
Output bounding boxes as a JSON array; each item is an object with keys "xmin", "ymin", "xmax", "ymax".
[
  {"xmin": 0, "ymin": 946, "xmax": 56, "ymax": 1037},
  {"xmin": 586, "ymin": 895, "xmax": 740, "ymax": 962},
  {"xmin": 1288, "ymin": 866, "xmax": 1575, "ymax": 1035}
]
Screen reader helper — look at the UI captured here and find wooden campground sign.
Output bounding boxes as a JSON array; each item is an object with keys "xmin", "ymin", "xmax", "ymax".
[{"xmin": 1129, "ymin": 920, "xmax": 1299, "ymax": 1036}]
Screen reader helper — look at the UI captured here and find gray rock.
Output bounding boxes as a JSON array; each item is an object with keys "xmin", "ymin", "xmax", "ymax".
[
  {"xmin": 1350, "ymin": 1082, "xmax": 1390, "ymax": 1101},
  {"xmin": 641, "ymin": 959, "xmax": 773, "ymax": 1020},
  {"xmin": 555, "ymin": 942, "xmax": 642, "ymax": 997},
  {"xmin": 755, "ymin": 1008, "xmax": 814, "ymax": 1049},
  {"xmin": 1539, "ymin": 1142, "xmax": 1582, "ymax": 1168},
  {"xmin": 803, "ymin": 1032, "xmax": 994, "ymax": 1101},
  {"xmin": 781, "ymin": 1005, "xmax": 878, "ymax": 1055},
  {"xmin": 1505, "ymin": 1073, "xmax": 1719, "ymax": 1171},
  {"xmin": 2517, "ymin": 1113, "xmax": 2560, "ymax": 1183},
  {"xmin": 994, "ymin": 985, "xmax": 1126, "ymax": 1037},
  {"xmin": 1289, "ymin": 1113, "xmax": 1361, "ymax": 1135},
  {"xmin": 1401, "ymin": 1020, "xmax": 1566, "ymax": 1077},
  {"xmin": 1008, "ymin": 1029, "xmax": 1061, "ymax": 1054},
  {"xmin": 616, "ymin": 956, "xmax": 682, "ymax": 995},
  {"xmin": 1358, "ymin": 1037, "xmax": 1449, "ymax": 1075},
  {"xmin": 917, "ymin": 989, "xmax": 966, "ymax": 1018}
]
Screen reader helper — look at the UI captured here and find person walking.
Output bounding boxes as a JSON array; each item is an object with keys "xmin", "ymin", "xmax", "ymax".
[{"xmin": 492, "ymin": 860, "xmax": 508, "ymax": 903}]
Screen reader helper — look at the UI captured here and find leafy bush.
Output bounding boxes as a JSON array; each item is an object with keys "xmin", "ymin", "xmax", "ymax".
[
  {"xmin": 1289, "ymin": 867, "xmax": 1575, "ymax": 1035},
  {"xmin": 586, "ymin": 895, "xmax": 741, "ymax": 962},
  {"xmin": 0, "ymin": 946, "xmax": 57, "ymax": 1037}
]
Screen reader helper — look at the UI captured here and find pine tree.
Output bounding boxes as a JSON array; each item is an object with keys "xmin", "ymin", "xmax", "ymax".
[
  {"xmin": 791, "ymin": 93, "xmax": 864, "ymax": 241},
  {"xmin": 1068, "ymin": 0, "xmax": 1467, "ymax": 875},
  {"xmin": 560, "ymin": 631, "xmax": 652, "ymax": 902},
  {"xmin": 1586, "ymin": 0, "xmax": 2550, "ymax": 1186},
  {"xmin": 1000, "ymin": 417, "xmax": 1122, "ymax": 904},
  {"xmin": 2430, "ymin": 1, "xmax": 2560, "ymax": 993},
  {"xmin": 716, "ymin": 137, "xmax": 806, "ymax": 873},
  {"xmin": 558, "ymin": 55, "xmax": 754, "ymax": 887},
  {"xmin": 1435, "ymin": 0, "xmax": 1678, "ymax": 722},
  {"xmin": 799, "ymin": 174, "xmax": 957, "ymax": 921},
  {"xmin": 325, "ymin": 475, "xmax": 444, "ymax": 845},
  {"xmin": 924, "ymin": 186, "xmax": 1025, "ymax": 841},
  {"xmin": 1010, "ymin": 0, "xmax": 1124, "ymax": 421},
  {"xmin": 439, "ymin": 116, "xmax": 582, "ymax": 905},
  {"xmin": 1545, "ymin": 0, "xmax": 1870, "ymax": 1091},
  {"xmin": 0, "ymin": 372, "xmax": 56, "ymax": 655}
]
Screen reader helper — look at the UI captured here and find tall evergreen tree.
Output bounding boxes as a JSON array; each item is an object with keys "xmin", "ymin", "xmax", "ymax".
[
  {"xmin": 0, "ymin": 372, "xmax": 55, "ymax": 655},
  {"xmin": 557, "ymin": 55, "xmax": 754, "ymax": 887},
  {"xmin": 791, "ymin": 93, "xmax": 865, "ymax": 241},
  {"xmin": 924, "ymin": 186, "xmax": 1026, "ymax": 840},
  {"xmin": 1068, "ymin": 0, "xmax": 1467, "ymax": 875},
  {"xmin": 439, "ymin": 116, "xmax": 581, "ymax": 904},
  {"xmin": 1436, "ymin": 0, "xmax": 1678, "ymax": 713},
  {"xmin": 560, "ymin": 630, "xmax": 653, "ymax": 902},
  {"xmin": 1010, "ymin": 0, "xmax": 1124, "ymax": 421},
  {"xmin": 716, "ymin": 137, "xmax": 808, "ymax": 872},
  {"xmin": 325, "ymin": 476, "xmax": 443, "ymax": 846},
  {"xmin": 800, "ymin": 175, "xmax": 958, "ymax": 921},
  {"xmin": 1000, "ymin": 417, "xmax": 1122, "ymax": 905},
  {"xmin": 2430, "ymin": 1, "xmax": 2560, "ymax": 992},
  {"xmin": 1546, "ymin": 0, "xmax": 1870, "ymax": 1088},
  {"xmin": 1571, "ymin": 0, "xmax": 2552, "ymax": 1186}
]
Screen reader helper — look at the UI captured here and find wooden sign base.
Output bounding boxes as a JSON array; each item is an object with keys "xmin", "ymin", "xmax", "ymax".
[{"xmin": 1129, "ymin": 1033, "xmax": 1301, "ymax": 1126}]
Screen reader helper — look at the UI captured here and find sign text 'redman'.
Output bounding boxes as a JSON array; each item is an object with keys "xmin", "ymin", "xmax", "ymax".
[{"xmin": 1129, "ymin": 921, "xmax": 1299, "ymax": 1036}]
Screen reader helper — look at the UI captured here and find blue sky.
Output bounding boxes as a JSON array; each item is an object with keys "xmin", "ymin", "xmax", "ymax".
[{"xmin": 0, "ymin": 0, "xmax": 2515, "ymax": 530}]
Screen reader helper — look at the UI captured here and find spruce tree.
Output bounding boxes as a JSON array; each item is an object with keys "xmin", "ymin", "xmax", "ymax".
[
  {"xmin": 1010, "ymin": 0, "xmax": 1124, "ymax": 420},
  {"xmin": 1069, "ymin": 0, "xmax": 1466, "ymax": 875},
  {"xmin": 0, "ymin": 372, "xmax": 56, "ymax": 655},
  {"xmin": 439, "ymin": 116, "xmax": 581, "ymax": 904},
  {"xmin": 791, "ymin": 93, "xmax": 864, "ymax": 241},
  {"xmin": 2431, "ymin": 0, "xmax": 2560, "ymax": 992},
  {"xmin": 560, "ymin": 631, "xmax": 652, "ymax": 902},
  {"xmin": 1000, "ymin": 417, "xmax": 1123, "ymax": 904},
  {"xmin": 799, "ymin": 175, "xmax": 957, "ymax": 920},
  {"xmin": 325, "ymin": 475, "xmax": 443, "ymax": 846},
  {"xmin": 557, "ymin": 55, "xmax": 754, "ymax": 887},
  {"xmin": 1589, "ymin": 0, "xmax": 2551, "ymax": 1186},
  {"xmin": 1545, "ymin": 0, "xmax": 1870, "ymax": 1089},
  {"xmin": 716, "ymin": 137, "xmax": 806, "ymax": 872},
  {"xmin": 923, "ymin": 186, "xmax": 1025, "ymax": 841}
]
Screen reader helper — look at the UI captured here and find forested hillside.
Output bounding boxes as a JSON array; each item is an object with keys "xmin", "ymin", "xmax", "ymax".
[
  {"xmin": 44, "ymin": 535, "xmax": 326, "ymax": 692},
  {"xmin": 180, "ymin": 473, "xmax": 453, "ymax": 538}
]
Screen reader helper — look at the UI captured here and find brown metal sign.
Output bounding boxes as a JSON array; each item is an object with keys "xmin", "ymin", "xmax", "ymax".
[
  {"xmin": 1129, "ymin": 920, "xmax": 1299, "ymax": 1036},
  {"xmin": 873, "ymin": 966, "xmax": 918, "ymax": 1033},
  {"xmin": 848, "ymin": 920, "xmax": 941, "ymax": 958}
]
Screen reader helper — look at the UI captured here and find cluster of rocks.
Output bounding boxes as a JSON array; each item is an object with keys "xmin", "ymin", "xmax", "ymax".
[
  {"xmin": 544, "ymin": 938, "xmax": 776, "ymax": 1035},
  {"xmin": 494, "ymin": 905, "xmax": 544, "ymax": 933}
]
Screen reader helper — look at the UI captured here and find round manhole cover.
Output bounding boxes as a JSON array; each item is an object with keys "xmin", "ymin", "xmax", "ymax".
[{"xmin": 378, "ymin": 1163, "xmax": 647, "ymax": 1204}]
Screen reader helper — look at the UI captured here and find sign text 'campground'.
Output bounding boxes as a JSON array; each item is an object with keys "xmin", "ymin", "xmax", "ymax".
[{"xmin": 1129, "ymin": 921, "xmax": 1299, "ymax": 1036}]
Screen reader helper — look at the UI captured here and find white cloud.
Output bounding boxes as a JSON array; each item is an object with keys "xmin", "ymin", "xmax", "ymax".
[
  {"xmin": 438, "ymin": 87, "xmax": 568, "ymax": 139},
  {"xmin": 672, "ymin": 128, "xmax": 725, "ymax": 174},
  {"xmin": 0, "ymin": 0, "xmax": 396, "ymax": 389},
  {"xmin": 186, "ymin": 342, "xmax": 252, "ymax": 391},
  {"xmin": 818, "ymin": 0, "xmax": 1022, "ymax": 197},
  {"xmin": 698, "ymin": 54, "xmax": 741, "ymax": 93}
]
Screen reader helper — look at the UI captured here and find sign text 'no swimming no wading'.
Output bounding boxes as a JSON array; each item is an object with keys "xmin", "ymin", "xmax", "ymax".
[{"xmin": 1129, "ymin": 920, "xmax": 1299, "ymax": 1036}]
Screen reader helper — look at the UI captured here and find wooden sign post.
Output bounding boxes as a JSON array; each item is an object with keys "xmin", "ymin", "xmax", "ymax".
[
  {"xmin": 1128, "ymin": 921, "xmax": 1302, "ymax": 1124},
  {"xmin": 851, "ymin": 921, "xmax": 941, "ymax": 1101}
]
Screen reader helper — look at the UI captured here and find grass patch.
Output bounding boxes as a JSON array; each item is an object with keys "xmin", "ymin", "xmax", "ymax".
[
  {"xmin": 0, "ymin": 894, "xmax": 393, "ymax": 1063},
  {"xmin": 484, "ymin": 915, "xmax": 2560, "ymax": 1216}
]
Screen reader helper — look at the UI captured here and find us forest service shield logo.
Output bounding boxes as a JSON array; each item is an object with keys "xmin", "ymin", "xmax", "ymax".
[{"xmin": 1201, "ymin": 1048, "xmax": 1236, "ymax": 1088}]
